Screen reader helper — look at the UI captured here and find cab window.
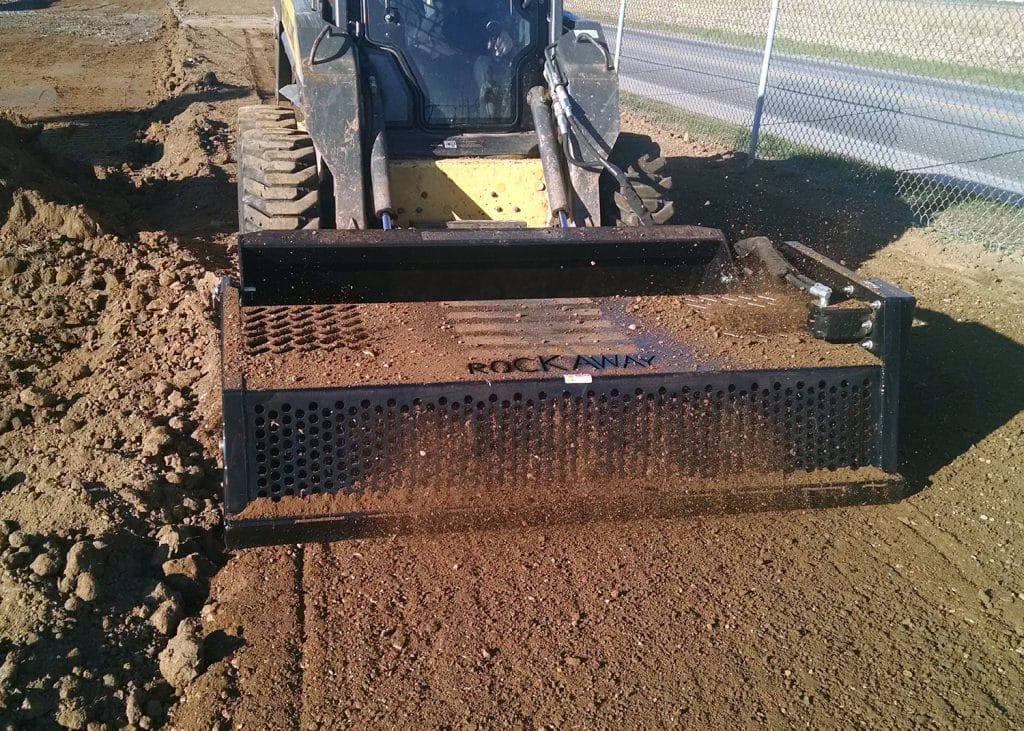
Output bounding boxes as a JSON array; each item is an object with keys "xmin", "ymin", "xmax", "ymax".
[{"xmin": 365, "ymin": 0, "xmax": 540, "ymax": 127}]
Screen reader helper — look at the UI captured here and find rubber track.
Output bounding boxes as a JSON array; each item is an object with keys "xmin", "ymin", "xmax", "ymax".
[
  {"xmin": 236, "ymin": 105, "xmax": 320, "ymax": 232},
  {"xmin": 604, "ymin": 138, "xmax": 675, "ymax": 226}
]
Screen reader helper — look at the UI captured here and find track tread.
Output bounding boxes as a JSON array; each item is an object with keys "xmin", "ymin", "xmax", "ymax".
[
  {"xmin": 236, "ymin": 105, "xmax": 320, "ymax": 233},
  {"xmin": 237, "ymin": 105, "xmax": 297, "ymax": 136},
  {"xmin": 602, "ymin": 135, "xmax": 675, "ymax": 226}
]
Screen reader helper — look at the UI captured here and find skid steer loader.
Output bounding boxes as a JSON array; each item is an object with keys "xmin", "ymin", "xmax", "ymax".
[{"xmin": 218, "ymin": 0, "xmax": 915, "ymax": 547}]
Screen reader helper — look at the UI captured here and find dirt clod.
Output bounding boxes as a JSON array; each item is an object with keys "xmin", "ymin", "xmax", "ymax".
[
  {"xmin": 141, "ymin": 426, "xmax": 176, "ymax": 457},
  {"xmin": 150, "ymin": 596, "xmax": 185, "ymax": 636},
  {"xmin": 55, "ymin": 701, "xmax": 88, "ymax": 730},
  {"xmin": 63, "ymin": 541, "xmax": 98, "ymax": 581},
  {"xmin": 74, "ymin": 572, "xmax": 100, "ymax": 602},
  {"xmin": 159, "ymin": 619, "xmax": 204, "ymax": 692},
  {"xmin": 0, "ymin": 256, "xmax": 26, "ymax": 278},
  {"xmin": 161, "ymin": 553, "xmax": 215, "ymax": 600},
  {"xmin": 29, "ymin": 553, "xmax": 60, "ymax": 578},
  {"xmin": 18, "ymin": 387, "xmax": 57, "ymax": 408}
]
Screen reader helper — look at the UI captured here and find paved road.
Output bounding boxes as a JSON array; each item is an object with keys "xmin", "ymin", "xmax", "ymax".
[{"xmin": 611, "ymin": 26, "xmax": 1024, "ymax": 198}]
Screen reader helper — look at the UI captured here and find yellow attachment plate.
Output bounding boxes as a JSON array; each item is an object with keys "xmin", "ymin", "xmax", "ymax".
[{"xmin": 389, "ymin": 158, "xmax": 549, "ymax": 227}]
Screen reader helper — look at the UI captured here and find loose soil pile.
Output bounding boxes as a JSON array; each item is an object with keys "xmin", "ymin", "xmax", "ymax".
[
  {"xmin": 0, "ymin": 109, "xmax": 226, "ymax": 728},
  {"xmin": 0, "ymin": 2, "xmax": 245, "ymax": 724},
  {"xmin": 2, "ymin": 0, "xmax": 1024, "ymax": 728}
]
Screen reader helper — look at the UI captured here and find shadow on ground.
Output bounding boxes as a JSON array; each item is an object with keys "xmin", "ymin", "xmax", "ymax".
[
  {"xmin": 2, "ymin": 85, "xmax": 248, "ymax": 270},
  {"xmin": 900, "ymin": 308, "xmax": 1024, "ymax": 493},
  {"xmin": 646, "ymin": 136, "xmax": 921, "ymax": 270}
]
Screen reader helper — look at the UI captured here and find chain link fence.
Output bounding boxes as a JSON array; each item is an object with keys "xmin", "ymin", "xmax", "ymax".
[{"xmin": 567, "ymin": 0, "xmax": 1024, "ymax": 250}]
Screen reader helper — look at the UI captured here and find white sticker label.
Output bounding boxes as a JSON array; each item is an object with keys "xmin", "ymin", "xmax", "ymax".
[
  {"xmin": 564, "ymin": 373, "xmax": 593, "ymax": 384},
  {"xmin": 442, "ymin": 139, "xmax": 458, "ymax": 149}
]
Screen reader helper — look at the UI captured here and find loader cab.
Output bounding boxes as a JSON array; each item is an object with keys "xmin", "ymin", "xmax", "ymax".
[{"xmin": 360, "ymin": 0, "xmax": 545, "ymax": 130}]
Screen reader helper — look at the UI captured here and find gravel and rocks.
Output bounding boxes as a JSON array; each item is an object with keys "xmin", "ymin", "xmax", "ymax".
[{"xmin": 0, "ymin": 62, "xmax": 228, "ymax": 724}]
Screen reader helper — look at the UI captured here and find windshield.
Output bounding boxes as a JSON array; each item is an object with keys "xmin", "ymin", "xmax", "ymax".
[{"xmin": 366, "ymin": 0, "xmax": 539, "ymax": 127}]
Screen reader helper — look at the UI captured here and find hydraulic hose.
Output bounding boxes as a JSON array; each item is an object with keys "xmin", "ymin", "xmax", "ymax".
[{"xmin": 542, "ymin": 44, "xmax": 653, "ymax": 224}]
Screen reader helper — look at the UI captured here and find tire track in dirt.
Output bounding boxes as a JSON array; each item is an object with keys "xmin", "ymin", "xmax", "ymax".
[
  {"xmin": 804, "ymin": 504, "xmax": 1022, "ymax": 724},
  {"xmin": 242, "ymin": 29, "xmax": 276, "ymax": 100},
  {"xmin": 296, "ymin": 544, "xmax": 308, "ymax": 731},
  {"xmin": 746, "ymin": 506, "xmax": 1017, "ymax": 726}
]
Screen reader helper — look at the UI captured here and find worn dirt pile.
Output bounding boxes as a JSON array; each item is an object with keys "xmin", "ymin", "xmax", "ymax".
[
  {"xmin": 0, "ymin": 112, "xmax": 227, "ymax": 729},
  {"xmin": 0, "ymin": 114, "xmax": 101, "ymax": 245}
]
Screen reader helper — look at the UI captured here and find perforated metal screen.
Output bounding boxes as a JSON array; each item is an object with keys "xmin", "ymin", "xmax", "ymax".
[
  {"xmin": 239, "ymin": 367, "xmax": 881, "ymax": 502},
  {"xmin": 242, "ymin": 304, "xmax": 369, "ymax": 355}
]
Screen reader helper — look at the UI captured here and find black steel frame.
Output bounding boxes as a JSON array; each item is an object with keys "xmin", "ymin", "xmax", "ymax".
[{"xmin": 220, "ymin": 230, "xmax": 915, "ymax": 547}]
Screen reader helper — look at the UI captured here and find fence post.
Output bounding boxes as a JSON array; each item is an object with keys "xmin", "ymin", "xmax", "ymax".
[
  {"xmin": 747, "ymin": 0, "xmax": 781, "ymax": 165},
  {"xmin": 613, "ymin": 0, "xmax": 627, "ymax": 69}
]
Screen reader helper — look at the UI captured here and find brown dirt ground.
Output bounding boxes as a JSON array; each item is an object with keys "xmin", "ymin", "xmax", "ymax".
[
  {"xmin": 230, "ymin": 289, "xmax": 874, "ymax": 391},
  {"xmin": 1, "ymin": 0, "xmax": 1023, "ymax": 728}
]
